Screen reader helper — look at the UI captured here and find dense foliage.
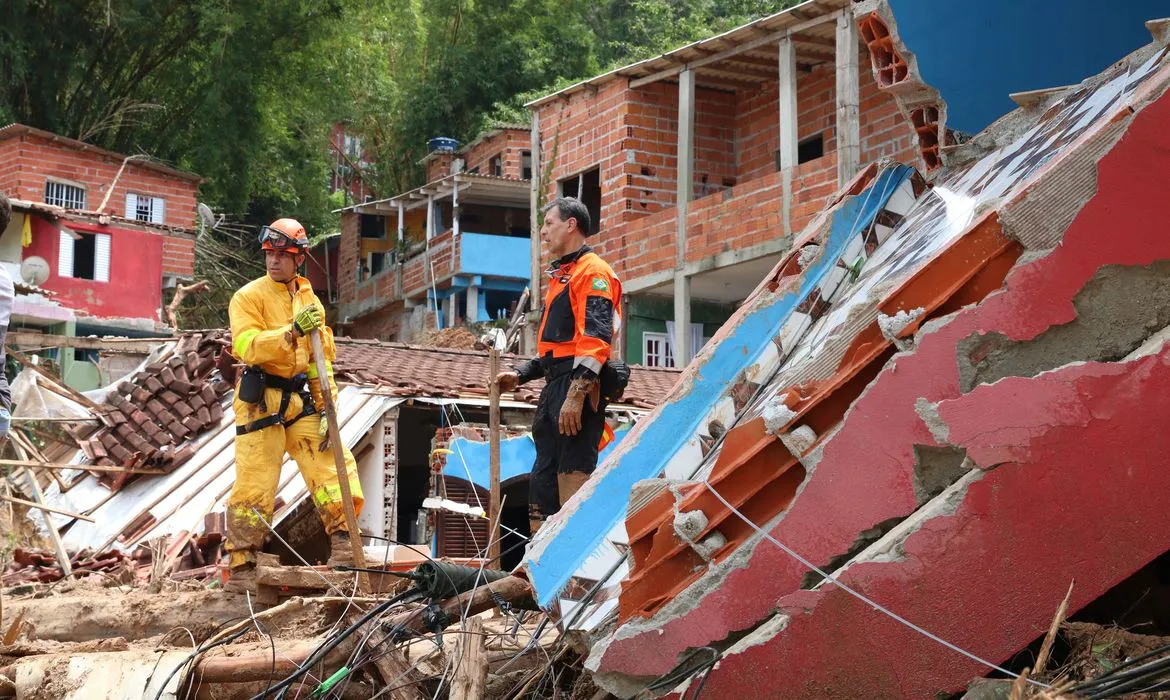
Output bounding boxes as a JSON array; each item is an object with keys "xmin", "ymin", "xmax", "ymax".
[{"xmin": 0, "ymin": 0, "xmax": 795, "ymax": 326}]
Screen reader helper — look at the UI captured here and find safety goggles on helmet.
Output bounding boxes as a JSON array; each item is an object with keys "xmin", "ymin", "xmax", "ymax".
[{"xmin": 258, "ymin": 226, "xmax": 304, "ymax": 250}]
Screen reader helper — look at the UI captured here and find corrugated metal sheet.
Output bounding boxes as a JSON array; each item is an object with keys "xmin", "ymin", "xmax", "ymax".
[{"xmin": 41, "ymin": 388, "xmax": 401, "ymax": 551}]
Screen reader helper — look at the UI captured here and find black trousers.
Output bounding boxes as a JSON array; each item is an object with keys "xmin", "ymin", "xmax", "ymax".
[{"xmin": 529, "ymin": 372, "xmax": 607, "ymax": 522}]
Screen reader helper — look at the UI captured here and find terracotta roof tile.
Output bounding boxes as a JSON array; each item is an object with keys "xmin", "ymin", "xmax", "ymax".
[{"xmin": 332, "ymin": 338, "xmax": 679, "ymax": 408}]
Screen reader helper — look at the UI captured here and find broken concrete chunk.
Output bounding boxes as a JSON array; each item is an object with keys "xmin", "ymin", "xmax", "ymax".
[
  {"xmin": 762, "ymin": 397, "xmax": 798, "ymax": 435},
  {"xmin": 877, "ymin": 307, "xmax": 925, "ymax": 347},
  {"xmin": 673, "ymin": 509, "xmax": 709, "ymax": 542},
  {"xmin": 779, "ymin": 425, "xmax": 818, "ymax": 456},
  {"xmin": 695, "ymin": 531, "xmax": 727, "ymax": 559}
]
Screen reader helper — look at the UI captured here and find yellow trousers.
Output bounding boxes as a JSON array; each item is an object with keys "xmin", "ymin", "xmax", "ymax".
[{"xmin": 225, "ymin": 386, "xmax": 363, "ymax": 569}]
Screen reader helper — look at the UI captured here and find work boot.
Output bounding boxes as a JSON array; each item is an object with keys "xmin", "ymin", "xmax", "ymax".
[
  {"xmin": 222, "ymin": 564, "xmax": 257, "ymax": 595},
  {"xmin": 327, "ymin": 530, "xmax": 355, "ymax": 569}
]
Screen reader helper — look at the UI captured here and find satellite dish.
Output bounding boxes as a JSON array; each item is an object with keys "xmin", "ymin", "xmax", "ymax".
[
  {"xmin": 196, "ymin": 202, "xmax": 222, "ymax": 237},
  {"xmin": 21, "ymin": 256, "xmax": 50, "ymax": 286}
]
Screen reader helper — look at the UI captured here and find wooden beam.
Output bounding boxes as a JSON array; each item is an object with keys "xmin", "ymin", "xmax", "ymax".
[
  {"xmin": 20, "ymin": 468, "xmax": 71, "ymax": 577},
  {"xmin": 835, "ymin": 10, "xmax": 861, "ymax": 187},
  {"xmin": 449, "ymin": 616, "xmax": 488, "ymax": 700},
  {"xmin": 779, "ymin": 34, "xmax": 799, "ymax": 240},
  {"xmin": 0, "ymin": 491, "xmax": 95, "ymax": 522},
  {"xmin": 0, "ymin": 459, "xmax": 166, "ymax": 475},
  {"xmin": 8, "ymin": 332, "xmax": 169, "ymax": 354},
  {"xmin": 628, "ymin": 9, "xmax": 842, "ymax": 89}
]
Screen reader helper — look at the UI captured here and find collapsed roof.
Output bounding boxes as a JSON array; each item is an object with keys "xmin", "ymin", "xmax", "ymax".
[{"xmin": 521, "ymin": 12, "xmax": 1170, "ymax": 699}]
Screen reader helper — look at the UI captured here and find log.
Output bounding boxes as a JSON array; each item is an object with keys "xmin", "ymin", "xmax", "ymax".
[
  {"xmin": 0, "ymin": 591, "xmax": 253, "ymax": 643},
  {"xmin": 449, "ymin": 616, "xmax": 488, "ymax": 700},
  {"xmin": 367, "ymin": 641, "xmax": 427, "ymax": 700},
  {"xmin": 384, "ymin": 576, "xmax": 537, "ymax": 637}
]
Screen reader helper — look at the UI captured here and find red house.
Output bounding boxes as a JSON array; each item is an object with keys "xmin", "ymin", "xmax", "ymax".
[{"xmin": 0, "ymin": 123, "xmax": 202, "ymax": 338}]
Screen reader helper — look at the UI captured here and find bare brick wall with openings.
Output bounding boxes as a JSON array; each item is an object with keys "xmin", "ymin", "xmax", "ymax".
[
  {"xmin": 0, "ymin": 132, "xmax": 199, "ymax": 227},
  {"xmin": 339, "ymin": 212, "xmax": 360, "ymax": 303},
  {"xmin": 463, "ymin": 129, "xmax": 530, "ymax": 179},
  {"xmin": 349, "ymin": 303, "xmax": 404, "ymax": 340},
  {"xmin": 426, "ymin": 153, "xmax": 456, "ymax": 182},
  {"xmin": 534, "ymin": 47, "xmax": 919, "ymax": 285}
]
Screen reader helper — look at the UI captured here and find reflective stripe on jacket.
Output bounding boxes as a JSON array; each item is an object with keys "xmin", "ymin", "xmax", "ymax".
[{"xmin": 536, "ymin": 246, "xmax": 622, "ymax": 376}]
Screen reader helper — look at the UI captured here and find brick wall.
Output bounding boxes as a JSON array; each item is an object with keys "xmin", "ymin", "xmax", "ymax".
[
  {"xmin": 161, "ymin": 234, "xmax": 196, "ymax": 278},
  {"xmin": 533, "ymin": 46, "xmax": 920, "ymax": 287},
  {"xmin": 463, "ymin": 129, "xmax": 530, "ymax": 179},
  {"xmin": 0, "ymin": 132, "xmax": 199, "ymax": 228},
  {"xmin": 426, "ymin": 153, "xmax": 456, "ymax": 182},
  {"xmin": 349, "ymin": 303, "xmax": 405, "ymax": 341},
  {"xmin": 339, "ymin": 212, "xmax": 360, "ymax": 303}
]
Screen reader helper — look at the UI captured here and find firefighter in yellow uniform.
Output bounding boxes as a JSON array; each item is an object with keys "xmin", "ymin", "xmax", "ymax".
[{"xmin": 223, "ymin": 218, "xmax": 363, "ymax": 591}]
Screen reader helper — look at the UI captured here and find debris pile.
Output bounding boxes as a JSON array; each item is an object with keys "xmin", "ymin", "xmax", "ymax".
[{"xmin": 1, "ymin": 548, "xmax": 131, "ymax": 586}]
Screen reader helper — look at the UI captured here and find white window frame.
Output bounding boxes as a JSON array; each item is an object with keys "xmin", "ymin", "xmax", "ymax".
[
  {"xmin": 125, "ymin": 193, "xmax": 166, "ymax": 224},
  {"xmin": 58, "ymin": 228, "xmax": 111, "ymax": 282},
  {"xmin": 44, "ymin": 179, "xmax": 87, "ymax": 209},
  {"xmin": 643, "ymin": 331, "xmax": 674, "ymax": 368}
]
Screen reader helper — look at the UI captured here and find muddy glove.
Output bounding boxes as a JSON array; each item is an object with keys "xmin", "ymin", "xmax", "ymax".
[
  {"xmin": 317, "ymin": 414, "xmax": 331, "ymax": 452},
  {"xmin": 293, "ymin": 305, "xmax": 324, "ymax": 336},
  {"xmin": 559, "ymin": 377, "xmax": 599, "ymax": 436},
  {"xmin": 0, "ymin": 407, "xmax": 10, "ymax": 442},
  {"xmin": 496, "ymin": 371, "xmax": 520, "ymax": 393}
]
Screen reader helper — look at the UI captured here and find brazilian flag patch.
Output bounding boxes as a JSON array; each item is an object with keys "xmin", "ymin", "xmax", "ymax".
[{"xmin": 591, "ymin": 277, "xmax": 609, "ymax": 292}]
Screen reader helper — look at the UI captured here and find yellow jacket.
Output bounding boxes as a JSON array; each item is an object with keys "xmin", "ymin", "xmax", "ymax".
[{"xmin": 229, "ymin": 274, "xmax": 338, "ymax": 410}]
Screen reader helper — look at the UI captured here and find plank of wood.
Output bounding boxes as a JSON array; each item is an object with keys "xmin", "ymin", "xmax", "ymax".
[
  {"xmin": 448, "ymin": 616, "xmax": 488, "ymax": 700},
  {"xmin": 0, "ymin": 492, "xmax": 95, "ymax": 522},
  {"xmin": 8, "ymin": 332, "xmax": 171, "ymax": 354},
  {"xmin": 368, "ymin": 644, "xmax": 427, "ymax": 700},
  {"xmin": 19, "ymin": 468, "xmax": 72, "ymax": 577},
  {"xmin": 0, "ymin": 458, "xmax": 164, "ymax": 475}
]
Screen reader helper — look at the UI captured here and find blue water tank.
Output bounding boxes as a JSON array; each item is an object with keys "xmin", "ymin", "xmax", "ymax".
[{"xmin": 428, "ymin": 137, "xmax": 459, "ymax": 153}]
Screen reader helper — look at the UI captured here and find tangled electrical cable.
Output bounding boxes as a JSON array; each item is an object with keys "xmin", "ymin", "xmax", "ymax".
[{"xmin": 1074, "ymin": 642, "xmax": 1170, "ymax": 698}]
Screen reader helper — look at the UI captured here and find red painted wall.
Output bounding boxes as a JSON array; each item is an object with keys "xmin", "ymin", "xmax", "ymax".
[{"xmin": 26, "ymin": 214, "xmax": 164, "ymax": 322}]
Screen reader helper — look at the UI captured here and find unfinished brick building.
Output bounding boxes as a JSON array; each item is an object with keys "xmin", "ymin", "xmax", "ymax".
[{"xmin": 527, "ymin": 0, "xmax": 920, "ymax": 367}]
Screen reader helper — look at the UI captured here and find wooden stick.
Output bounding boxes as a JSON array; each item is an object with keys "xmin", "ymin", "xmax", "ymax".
[
  {"xmin": 0, "ymin": 458, "xmax": 164, "ymax": 475},
  {"xmin": 308, "ymin": 329, "xmax": 368, "ymax": 589},
  {"xmin": 488, "ymin": 348, "xmax": 502, "ymax": 564},
  {"xmin": 0, "ymin": 492, "xmax": 95, "ymax": 522},
  {"xmin": 5, "ymin": 346, "xmax": 103, "ymax": 412},
  {"xmin": 449, "ymin": 616, "xmax": 488, "ymax": 700},
  {"xmin": 19, "ymin": 468, "xmax": 72, "ymax": 577},
  {"xmin": 1035, "ymin": 580, "xmax": 1075, "ymax": 674}
]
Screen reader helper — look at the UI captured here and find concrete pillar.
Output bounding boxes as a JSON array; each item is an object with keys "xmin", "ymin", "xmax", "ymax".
[
  {"xmin": 452, "ymin": 182, "xmax": 461, "ymax": 238},
  {"xmin": 357, "ymin": 414, "xmax": 386, "ymax": 537},
  {"xmin": 445, "ymin": 293, "xmax": 458, "ymax": 328},
  {"xmin": 836, "ymin": 10, "xmax": 861, "ymax": 187},
  {"xmin": 779, "ymin": 35, "xmax": 798, "ymax": 240},
  {"xmin": 466, "ymin": 284, "xmax": 480, "ymax": 323},
  {"xmin": 674, "ymin": 67, "xmax": 696, "ymax": 367},
  {"xmin": 396, "ymin": 201, "xmax": 404, "ymax": 243},
  {"xmin": 425, "ymin": 193, "xmax": 435, "ymax": 240}
]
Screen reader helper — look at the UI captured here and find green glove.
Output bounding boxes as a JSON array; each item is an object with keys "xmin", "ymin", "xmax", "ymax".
[
  {"xmin": 293, "ymin": 305, "xmax": 324, "ymax": 335},
  {"xmin": 318, "ymin": 414, "xmax": 329, "ymax": 438}
]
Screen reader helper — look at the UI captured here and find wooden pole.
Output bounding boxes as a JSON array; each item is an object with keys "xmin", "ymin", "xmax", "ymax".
[
  {"xmin": 20, "ymin": 468, "xmax": 71, "ymax": 577},
  {"xmin": 488, "ymin": 349, "xmax": 502, "ymax": 564},
  {"xmin": 449, "ymin": 616, "xmax": 488, "ymax": 700},
  {"xmin": 0, "ymin": 458, "xmax": 164, "ymax": 475},
  {"xmin": 0, "ymin": 492, "xmax": 94, "ymax": 522},
  {"xmin": 307, "ymin": 329, "xmax": 369, "ymax": 588}
]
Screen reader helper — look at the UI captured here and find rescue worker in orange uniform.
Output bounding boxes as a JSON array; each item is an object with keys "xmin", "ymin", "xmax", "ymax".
[
  {"xmin": 496, "ymin": 197, "xmax": 624, "ymax": 534},
  {"xmin": 223, "ymin": 218, "xmax": 363, "ymax": 591}
]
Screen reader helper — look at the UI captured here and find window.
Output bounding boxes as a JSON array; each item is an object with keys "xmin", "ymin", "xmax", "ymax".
[
  {"xmin": 58, "ymin": 229, "xmax": 110, "ymax": 282},
  {"xmin": 521, "ymin": 151, "xmax": 532, "ymax": 180},
  {"xmin": 797, "ymin": 134, "xmax": 825, "ymax": 164},
  {"xmin": 558, "ymin": 167, "xmax": 601, "ymax": 234},
  {"xmin": 643, "ymin": 332, "xmax": 674, "ymax": 368},
  {"xmin": 360, "ymin": 214, "xmax": 385, "ymax": 239},
  {"xmin": 44, "ymin": 181, "xmax": 86, "ymax": 209},
  {"xmin": 125, "ymin": 193, "xmax": 165, "ymax": 224},
  {"xmin": 489, "ymin": 154, "xmax": 503, "ymax": 177}
]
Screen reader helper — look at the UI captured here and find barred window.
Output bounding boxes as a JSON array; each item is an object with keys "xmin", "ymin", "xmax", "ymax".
[{"xmin": 44, "ymin": 180, "xmax": 87, "ymax": 209}]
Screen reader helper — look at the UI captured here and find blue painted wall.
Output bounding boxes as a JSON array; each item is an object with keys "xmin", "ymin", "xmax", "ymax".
[
  {"xmin": 442, "ymin": 426, "xmax": 632, "ymax": 491},
  {"xmin": 888, "ymin": 0, "xmax": 1166, "ymax": 133},
  {"xmin": 460, "ymin": 233, "xmax": 531, "ymax": 279}
]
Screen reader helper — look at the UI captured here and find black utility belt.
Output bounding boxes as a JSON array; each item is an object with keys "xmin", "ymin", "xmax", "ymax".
[
  {"xmin": 539, "ymin": 356, "xmax": 575, "ymax": 379},
  {"xmin": 237, "ymin": 366, "xmax": 308, "ymax": 403}
]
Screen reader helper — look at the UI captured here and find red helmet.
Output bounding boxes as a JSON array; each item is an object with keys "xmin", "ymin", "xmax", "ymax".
[{"xmin": 259, "ymin": 218, "xmax": 309, "ymax": 253}]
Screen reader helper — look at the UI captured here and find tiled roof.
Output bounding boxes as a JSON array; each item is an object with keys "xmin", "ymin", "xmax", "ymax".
[
  {"xmin": 333, "ymin": 337, "xmax": 679, "ymax": 408},
  {"xmin": 75, "ymin": 332, "xmax": 677, "ymax": 487}
]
